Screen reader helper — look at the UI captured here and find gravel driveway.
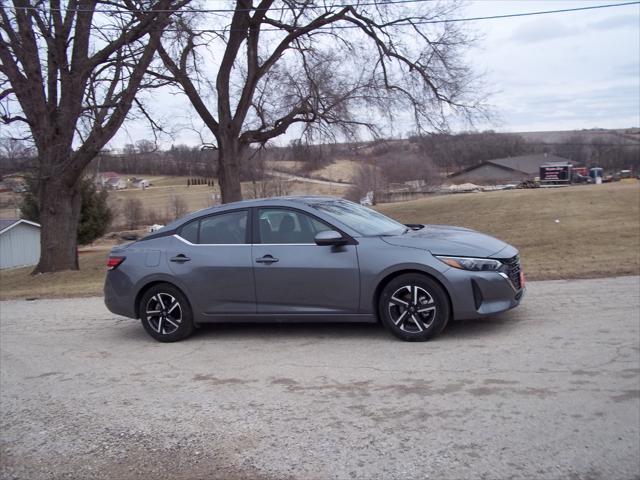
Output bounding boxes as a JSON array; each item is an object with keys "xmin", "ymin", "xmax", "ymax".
[{"xmin": 1, "ymin": 276, "xmax": 639, "ymax": 480}]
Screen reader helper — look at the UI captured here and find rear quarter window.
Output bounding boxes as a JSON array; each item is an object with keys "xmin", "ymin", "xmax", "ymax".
[{"xmin": 179, "ymin": 220, "xmax": 199, "ymax": 243}]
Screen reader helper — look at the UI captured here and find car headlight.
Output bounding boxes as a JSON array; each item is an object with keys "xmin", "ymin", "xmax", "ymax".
[{"xmin": 435, "ymin": 255, "xmax": 503, "ymax": 272}]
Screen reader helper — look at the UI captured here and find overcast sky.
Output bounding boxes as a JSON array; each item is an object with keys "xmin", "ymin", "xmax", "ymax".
[{"xmin": 111, "ymin": 0, "xmax": 640, "ymax": 147}]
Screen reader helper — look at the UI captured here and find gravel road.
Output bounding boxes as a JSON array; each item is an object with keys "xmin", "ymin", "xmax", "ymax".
[{"xmin": 1, "ymin": 276, "xmax": 639, "ymax": 480}]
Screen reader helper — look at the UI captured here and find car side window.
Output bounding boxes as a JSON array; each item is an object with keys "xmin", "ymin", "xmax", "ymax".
[
  {"xmin": 179, "ymin": 220, "xmax": 199, "ymax": 243},
  {"xmin": 178, "ymin": 210, "xmax": 248, "ymax": 244},
  {"xmin": 258, "ymin": 208, "xmax": 332, "ymax": 244},
  {"xmin": 199, "ymin": 210, "xmax": 248, "ymax": 244},
  {"xmin": 308, "ymin": 216, "xmax": 332, "ymax": 235}
]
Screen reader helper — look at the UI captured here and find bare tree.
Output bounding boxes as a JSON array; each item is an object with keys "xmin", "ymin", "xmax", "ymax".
[
  {"xmin": 0, "ymin": 0, "xmax": 188, "ymax": 272},
  {"xmin": 0, "ymin": 136, "xmax": 34, "ymax": 173},
  {"xmin": 346, "ymin": 162, "xmax": 386, "ymax": 204},
  {"xmin": 169, "ymin": 193, "xmax": 187, "ymax": 219},
  {"xmin": 157, "ymin": 0, "xmax": 485, "ymax": 203},
  {"xmin": 136, "ymin": 139, "xmax": 156, "ymax": 154},
  {"xmin": 123, "ymin": 197, "xmax": 143, "ymax": 230}
]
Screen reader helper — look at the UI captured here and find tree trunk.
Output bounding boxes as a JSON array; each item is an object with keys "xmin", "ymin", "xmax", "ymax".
[
  {"xmin": 216, "ymin": 134, "xmax": 244, "ymax": 203},
  {"xmin": 33, "ymin": 177, "xmax": 82, "ymax": 273}
]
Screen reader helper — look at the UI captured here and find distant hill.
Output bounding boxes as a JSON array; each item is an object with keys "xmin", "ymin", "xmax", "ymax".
[
  {"xmin": 2, "ymin": 128, "xmax": 638, "ymax": 180},
  {"xmin": 515, "ymin": 128, "xmax": 640, "ymax": 145}
]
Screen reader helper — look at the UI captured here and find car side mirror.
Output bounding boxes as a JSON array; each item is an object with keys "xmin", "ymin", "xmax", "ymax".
[{"xmin": 314, "ymin": 230, "xmax": 346, "ymax": 246}]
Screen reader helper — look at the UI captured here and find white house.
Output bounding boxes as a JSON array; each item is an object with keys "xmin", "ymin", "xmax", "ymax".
[
  {"xmin": 0, "ymin": 219, "xmax": 41, "ymax": 269},
  {"xmin": 97, "ymin": 172, "xmax": 127, "ymax": 190},
  {"xmin": 105, "ymin": 176, "xmax": 128, "ymax": 190},
  {"xmin": 132, "ymin": 178, "xmax": 150, "ymax": 189}
]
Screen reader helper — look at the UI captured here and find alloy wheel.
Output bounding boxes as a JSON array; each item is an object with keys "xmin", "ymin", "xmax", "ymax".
[
  {"xmin": 145, "ymin": 293, "xmax": 182, "ymax": 335},
  {"xmin": 388, "ymin": 285, "xmax": 437, "ymax": 333}
]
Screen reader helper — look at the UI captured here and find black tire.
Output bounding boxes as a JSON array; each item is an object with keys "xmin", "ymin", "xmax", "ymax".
[
  {"xmin": 139, "ymin": 283, "xmax": 194, "ymax": 342},
  {"xmin": 378, "ymin": 273, "xmax": 450, "ymax": 342}
]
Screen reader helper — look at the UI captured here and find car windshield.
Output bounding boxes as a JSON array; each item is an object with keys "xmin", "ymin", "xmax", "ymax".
[{"xmin": 309, "ymin": 199, "xmax": 406, "ymax": 236}]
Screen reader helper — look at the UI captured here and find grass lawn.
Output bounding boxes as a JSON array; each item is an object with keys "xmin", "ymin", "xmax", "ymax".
[
  {"xmin": 0, "ymin": 251, "xmax": 108, "ymax": 300},
  {"xmin": 377, "ymin": 182, "xmax": 640, "ymax": 281},
  {"xmin": 0, "ymin": 182, "xmax": 638, "ymax": 300}
]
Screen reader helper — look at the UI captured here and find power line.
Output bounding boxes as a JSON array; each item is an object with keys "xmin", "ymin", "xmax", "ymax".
[
  {"xmin": 79, "ymin": 0, "xmax": 640, "ymax": 33},
  {"xmin": 6, "ymin": 0, "xmax": 640, "ymax": 20},
  {"xmin": 430, "ymin": 1, "xmax": 640, "ymax": 24},
  {"xmin": 6, "ymin": 0, "xmax": 429, "ymax": 14}
]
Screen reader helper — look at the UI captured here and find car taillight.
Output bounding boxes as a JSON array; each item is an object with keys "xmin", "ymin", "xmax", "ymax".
[{"xmin": 106, "ymin": 256, "xmax": 126, "ymax": 270}]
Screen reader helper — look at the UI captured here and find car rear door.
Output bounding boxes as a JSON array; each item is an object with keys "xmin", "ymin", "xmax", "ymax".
[
  {"xmin": 167, "ymin": 209, "xmax": 256, "ymax": 316},
  {"xmin": 252, "ymin": 207, "xmax": 360, "ymax": 314}
]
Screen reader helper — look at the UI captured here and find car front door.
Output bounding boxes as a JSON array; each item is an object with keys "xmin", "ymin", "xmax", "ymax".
[
  {"xmin": 252, "ymin": 207, "xmax": 360, "ymax": 314},
  {"xmin": 167, "ymin": 209, "xmax": 256, "ymax": 316}
]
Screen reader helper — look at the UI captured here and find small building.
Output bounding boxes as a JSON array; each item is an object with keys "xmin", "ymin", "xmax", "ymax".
[
  {"xmin": 97, "ymin": 172, "xmax": 127, "ymax": 190},
  {"xmin": 0, "ymin": 219, "xmax": 41, "ymax": 269},
  {"xmin": 449, "ymin": 154, "xmax": 572, "ymax": 184},
  {"xmin": 105, "ymin": 176, "xmax": 127, "ymax": 190},
  {"xmin": 132, "ymin": 178, "xmax": 150, "ymax": 189}
]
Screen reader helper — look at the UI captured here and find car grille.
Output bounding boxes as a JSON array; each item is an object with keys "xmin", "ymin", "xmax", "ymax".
[{"xmin": 502, "ymin": 255, "xmax": 522, "ymax": 290}]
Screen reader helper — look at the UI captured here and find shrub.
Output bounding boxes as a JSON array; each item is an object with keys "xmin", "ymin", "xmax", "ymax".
[{"xmin": 20, "ymin": 176, "xmax": 112, "ymax": 245}]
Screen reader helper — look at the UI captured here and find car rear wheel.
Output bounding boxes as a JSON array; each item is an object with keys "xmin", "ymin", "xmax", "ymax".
[
  {"xmin": 140, "ymin": 284, "xmax": 194, "ymax": 342},
  {"xmin": 378, "ymin": 273, "xmax": 450, "ymax": 342}
]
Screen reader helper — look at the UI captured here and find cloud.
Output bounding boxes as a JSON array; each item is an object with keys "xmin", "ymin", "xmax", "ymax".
[
  {"xmin": 510, "ymin": 18, "xmax": 580, "ymax": 44},
  {"xmin": 590, "ymin": 13, "xmax": 640, "ymax": 30},
  {"xmin": 613, "ymin": 61, "xmax": 640, "ymax": 77},
  {"xmin": 499, "ymin": 83, "xmax": 640, "ymax": 130},
  {"xmin": 509, "ymin": 9, "xmax": 639, "ymax": 45}
]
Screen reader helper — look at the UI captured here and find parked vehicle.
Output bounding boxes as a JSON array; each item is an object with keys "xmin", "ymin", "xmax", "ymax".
[
  {"xmin": 104, "ymin": 197, "xmax": 524, "ymax": 342},
  {"xmin": 619, "ymin": 170, "xmax": 637, "ymax": 183},
  {"xmin": 589, "ymin": 167, "xmax": 604, "ymax": 184}
]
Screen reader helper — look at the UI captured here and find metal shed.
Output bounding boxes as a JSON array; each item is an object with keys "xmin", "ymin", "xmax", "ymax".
[
  {"xmin": 449, "ymin": 154, "xmax": 572, "ymax": 184},
  {"xmin": 0, "ymin": 219, "xmax": 41, "ymax": 269}
]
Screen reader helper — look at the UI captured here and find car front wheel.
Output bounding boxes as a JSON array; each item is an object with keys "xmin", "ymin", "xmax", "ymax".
[
  {"xmin": 378, "ymin": 273, "xmax": 450, "ymax": 342},
  {"xmin": 140, "ymin": 284, "xmax": 194, "ymax": 342}
]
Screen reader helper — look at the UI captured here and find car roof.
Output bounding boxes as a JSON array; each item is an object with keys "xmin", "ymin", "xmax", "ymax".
[
  {"xmin": 195, "ymin": 195, "xmax": 341, "ymax": 213},
  {"xmin": 223, "ymin": 195, "xmax": 338, "ymax": 207}
]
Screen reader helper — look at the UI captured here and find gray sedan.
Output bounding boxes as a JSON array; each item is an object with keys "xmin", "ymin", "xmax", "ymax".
[{"xmin": 104, "ymin": 196, "xmax": 524, "ymax": 342}]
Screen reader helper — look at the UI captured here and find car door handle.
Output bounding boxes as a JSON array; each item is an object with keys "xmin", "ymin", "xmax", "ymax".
[
  {"xmin": 255, "ymin": 255, "xmax": 279, "ymax": 264},
  {"xmin": 170, "ymin": 254, "xmax": 191, "ymax": 263}
]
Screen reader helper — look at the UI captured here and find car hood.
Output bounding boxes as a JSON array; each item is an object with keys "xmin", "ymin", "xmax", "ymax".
[{"xmin": 380, "ymin": 224, "xmax": 513, "ymax": 258}]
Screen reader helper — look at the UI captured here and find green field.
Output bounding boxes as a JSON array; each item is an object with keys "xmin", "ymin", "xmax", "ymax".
[{"xmin": 1, "ymin": 182, "xmax": 638, "ymax": 300}]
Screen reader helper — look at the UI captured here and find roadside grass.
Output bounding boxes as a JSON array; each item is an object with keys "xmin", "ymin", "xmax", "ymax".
[
  {"xmin": 377, "ymin": 182, "xmax": 640, "ymax": 281},
  {"xmin": 0, "ymin": 182, "xmax": 637, "ymax": 300},
  {"xmin": 0, "ymin": 251, "xmax": 107, "ymax": 300}
]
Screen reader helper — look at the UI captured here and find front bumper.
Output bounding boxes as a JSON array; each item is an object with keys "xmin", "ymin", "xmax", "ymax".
[{"xmin": 443, "ymin": 267, "xmax": 525, "ymax": 320}]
